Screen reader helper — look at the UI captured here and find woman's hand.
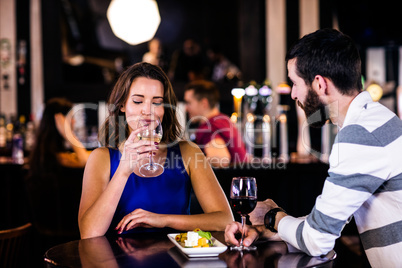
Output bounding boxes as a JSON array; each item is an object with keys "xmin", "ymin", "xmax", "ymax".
[
  {"xmin": 119, "ymin": 127, "xmax": 159, "ymax": 175},
  {"xmin": 115, "ymin": 209, "xmax": 167, "ymax": 234},
  {"xmin": 224, "ymin": 221, "xmax": 259, "ymax": 248}
]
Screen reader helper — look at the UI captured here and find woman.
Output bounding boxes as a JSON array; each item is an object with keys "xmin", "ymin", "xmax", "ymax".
[
  {"xmin": 25, "ymin": 97, "xmax": 92, "ymax": 254},
  {"xmin": 78, "ymin": 62, "xmax": 233, "ymax": 239},
  {"xmin": 28, "ymin": 97, "xmax": 91, "ymax": 177}
]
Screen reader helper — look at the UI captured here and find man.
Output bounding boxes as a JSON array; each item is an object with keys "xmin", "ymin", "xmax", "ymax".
[
  {"xmin": 225, "ymin": 28, "xmax": 402, "ymax": 268},
  {"xmin": 184, "ymin": 80, "xmax": 248, "ymax": 167}
]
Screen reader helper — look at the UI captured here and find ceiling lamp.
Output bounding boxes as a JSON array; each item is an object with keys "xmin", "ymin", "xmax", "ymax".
[{"xmin": 107, "ymin": 0, "xmax": 161, "ymax": 45}]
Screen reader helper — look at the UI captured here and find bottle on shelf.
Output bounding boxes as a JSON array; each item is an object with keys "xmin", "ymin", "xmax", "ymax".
[
  {"xmin": 18, "ymin": 115, "xmax": 27, "ymax": 140},
  {"xmin": 12, "ymin": 132, "xmax": 24, "ymax": 164},
  {"xmin": 6, "ymin": 116, "xmax": 14, "ymax": 150},
  {"xmin": 0, "ymin": 115, "xmax": 6, "ymax": 148},
  {"xmin": 10, "ymin": 115, "xmax": 25, "ymax": 164},
  {"xmin": 24, "ymin": 121, "xmax": 36, "ymax": 152}
]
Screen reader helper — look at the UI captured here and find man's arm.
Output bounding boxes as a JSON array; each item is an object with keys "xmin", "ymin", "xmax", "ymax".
[{"xmin": 204, "ymin": 137, "xmax": 231, "ymax": 167}]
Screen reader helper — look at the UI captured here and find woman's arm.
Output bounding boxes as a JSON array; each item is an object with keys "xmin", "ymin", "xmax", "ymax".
[
  {"xmin": 78, "ymin": 128, "xmax": 157, "ymax": 238},
  {"xmin": 54, "ymin": 113, "xmax": 91, "ymax": 167},
  {"xmin": 167, "ymin": 141, "xmax": 233, "ymax": 231},
  {"xmin": 204, "ymin": 137, "xmax": 231, "ymax": 168},
  {"xmin": 78, "ymin": 147, "xmax": 121, "ymax": 238},
  {"xmin": 114, "ymin": 141, "xmax": 234, "ymax": 233}
]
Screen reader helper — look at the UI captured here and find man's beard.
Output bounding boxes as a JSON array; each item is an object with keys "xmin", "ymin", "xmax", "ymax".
[{"xmin": 297, "ymin": 88, "xmax": 329, "ymax": 128}]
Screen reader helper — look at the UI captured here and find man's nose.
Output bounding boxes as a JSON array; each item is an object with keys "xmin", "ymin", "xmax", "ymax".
[{"xmin": 290, "ymin": 88, "xmax": 297, "ymax": 100}]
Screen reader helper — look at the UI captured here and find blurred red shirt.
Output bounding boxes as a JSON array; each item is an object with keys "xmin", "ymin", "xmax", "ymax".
[{"xmin": 195, "ymin": 113, "xmax": 248, "ymax": 163}]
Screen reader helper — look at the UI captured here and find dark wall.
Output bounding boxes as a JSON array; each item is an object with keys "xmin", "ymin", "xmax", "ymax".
[
  {"xmin": 39, "ymin": 0, "xmax": 267, "ymax": 105},
  {"xmin": 34, "ymin": 0, "xmax": 402, "ymax": 113}
]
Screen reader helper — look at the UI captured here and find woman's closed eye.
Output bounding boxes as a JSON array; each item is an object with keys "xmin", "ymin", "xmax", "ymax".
[{"xmin": 133, "ymin": 101, "xmax": 163, "ymax": 106}]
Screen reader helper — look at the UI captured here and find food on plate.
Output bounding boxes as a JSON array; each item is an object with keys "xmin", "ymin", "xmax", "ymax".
[{"xmin": 175, "ymin": 228, "xmax": 213, "ymax": 248}]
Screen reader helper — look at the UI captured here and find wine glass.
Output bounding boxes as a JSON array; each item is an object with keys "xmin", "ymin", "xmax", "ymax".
[
  {"xmin": 230, "ymin": 177, "xmax": 257, "ymax": 251},
  {"xmin": 137, "ymin": 115, "xmax": 164, "ymax": 177}
]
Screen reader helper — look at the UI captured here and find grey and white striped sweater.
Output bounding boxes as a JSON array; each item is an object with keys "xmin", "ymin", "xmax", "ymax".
[{"xmin": 278, "ymin": 91, "xmax": 402, "ymax": 268}]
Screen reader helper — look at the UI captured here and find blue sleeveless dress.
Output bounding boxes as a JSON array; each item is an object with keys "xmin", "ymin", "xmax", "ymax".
[{"xmin": 107, "ymin": 143, "xmax": 191, "ymax": 234}]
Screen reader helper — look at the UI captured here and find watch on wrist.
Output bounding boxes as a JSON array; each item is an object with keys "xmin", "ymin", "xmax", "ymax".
[{"xmin": 264, "ymin": 207, "xmax": 286, "ymax": 233}]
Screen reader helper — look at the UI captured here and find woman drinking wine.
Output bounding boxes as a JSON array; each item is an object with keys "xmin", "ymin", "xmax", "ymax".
[{"xmin": 78, "ymin": 62, "xmax": 233, "ymax": 238}]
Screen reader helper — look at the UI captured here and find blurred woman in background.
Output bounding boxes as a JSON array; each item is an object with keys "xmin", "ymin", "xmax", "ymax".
[
  {"xmin": 28, "ymin": 97, "xmax": 91, "ymax": 177},
  {"xmin": 25, "ymin": 97, "xmax": 92, "ymax": 262}
]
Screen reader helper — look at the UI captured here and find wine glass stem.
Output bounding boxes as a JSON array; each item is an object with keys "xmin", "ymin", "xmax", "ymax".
[
  {"xmin": 149, "ymin": 151, "xmax": 153, "ymax": 167},
  {"xmin": 240, "ymin": 215, "xmax": 246, "ymax": 247}
]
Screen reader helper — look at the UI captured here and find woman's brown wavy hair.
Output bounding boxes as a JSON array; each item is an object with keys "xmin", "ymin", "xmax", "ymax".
[{"xmin": 99, "ymin": 62, "xmax": 181, "ymax": 148}]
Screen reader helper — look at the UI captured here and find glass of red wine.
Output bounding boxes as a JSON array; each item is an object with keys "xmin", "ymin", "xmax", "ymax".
[{"xmin": 230, "ymin": 177, "xmax": 257, "ymax": 251}]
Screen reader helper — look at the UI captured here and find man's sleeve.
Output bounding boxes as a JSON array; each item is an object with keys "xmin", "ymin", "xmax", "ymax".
[{"xmin": 278, "ymin": 126, "xmax": 390, "ymax": 256}]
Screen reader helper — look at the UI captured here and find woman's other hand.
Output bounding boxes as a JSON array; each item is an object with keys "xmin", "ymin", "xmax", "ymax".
[{"xmin": 115, "ymin": 209, "xmax": 166, "ymax": 234}]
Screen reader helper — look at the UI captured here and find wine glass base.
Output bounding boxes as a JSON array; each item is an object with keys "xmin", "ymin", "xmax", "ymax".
[
  {"xmin": 230, "ymin": 245, "xmax": 257, "ymax": 251},
  {"xmin": 139, "ymin": 163, "xmax": 164, "ymax": 177}
]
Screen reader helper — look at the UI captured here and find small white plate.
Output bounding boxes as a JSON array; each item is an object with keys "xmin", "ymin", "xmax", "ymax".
[{"xmin": 167, "ymin": 233, "xmax": 228, "ymax": 257}]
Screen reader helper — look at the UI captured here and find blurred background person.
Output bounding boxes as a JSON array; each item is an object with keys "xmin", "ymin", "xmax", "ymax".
[
  {"xmin": 28, "ymin": 97, "xmax": 92, "ymax": 177},
  {"xmin": 168, "ymin": 38, "xmax": 209, "ymax": 100},
  {"xmin": 142, "ymin": 38, "xmax": 168, "ymax": 72},
  {"xmin": 207, "ymin": 44, "xmax": 241, "ymax": 83},
  {"xmin": 25, "ymin": 97, "xmax": 92, "ymax": 266},
  {"xmin": 206, "ymin": 44, "xmax": 242, "ymax": 115},
  {"xmin": 184, "ymin": 80, "xmax": 248, "ymax": 167}
]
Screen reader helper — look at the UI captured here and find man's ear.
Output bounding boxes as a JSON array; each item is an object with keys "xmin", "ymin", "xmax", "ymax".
[
  {"xmin": 314, "ymin": 75, "xmax": 328, "ymax": 96},
  {"xmin": 201, "ymin": 98, "xmax": 209, "ymax": 109}
]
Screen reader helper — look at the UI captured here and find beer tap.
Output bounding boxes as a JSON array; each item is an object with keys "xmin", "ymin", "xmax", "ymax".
[
  {"xmin": 231, "ymin": 87, "xmax": 245, "ymax": 136},
  {"xmin": 276, "ymin": 83, "xmax": 291, "ymax": 163},
  {"xmin": 259, "ymin": 84, "xmax": 273, "ymax": 162},
  {"xmin": 243, "ymin": 84, "xmax": 258, "ymax": 158},
  {"xmin": 244, "ymin": 113, "xmax": 255, "ymax": 158}
]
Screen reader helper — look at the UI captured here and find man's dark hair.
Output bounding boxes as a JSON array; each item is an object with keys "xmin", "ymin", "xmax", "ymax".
[
  {"xmin": 286, "ymin": 28, "xmax": 362, "ymax": 95},
  {"xmin": 185, "ymin": 80, "xmax": 220, "ymax": 109}
]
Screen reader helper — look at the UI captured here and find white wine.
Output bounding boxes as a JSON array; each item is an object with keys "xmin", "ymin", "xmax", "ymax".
[
  {"xmin": 138, "ymin": 134, "xmax": 162, "ymax": 143},
  {"xmin": 136, "ymin": 116, "xmax": 164, "ymax": 177}
]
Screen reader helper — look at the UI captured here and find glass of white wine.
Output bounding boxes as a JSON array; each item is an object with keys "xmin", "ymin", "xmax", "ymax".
[{"xmin": 137, "ymin": 115, "xmax": 164, "ymax": 177}]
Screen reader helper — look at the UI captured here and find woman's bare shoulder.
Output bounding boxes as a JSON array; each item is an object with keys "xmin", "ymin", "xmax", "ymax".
[
  {"xmin": 83, "ymin": 147, "xmax": 111, "ymax": 179},
  {"xmin": 178, "ymin": 140, "xmax": 202, "ymax": 155},
  {"xmin": 86, "ymin": 147, "xmax": 111, "ymax": 166},
  {"xmin": 178, "ymin": 140, "xmax": 208, "ymax": 172},
  {"xmin": 90, "ymin": 147, "xmax": 110, "ymax": 156}
]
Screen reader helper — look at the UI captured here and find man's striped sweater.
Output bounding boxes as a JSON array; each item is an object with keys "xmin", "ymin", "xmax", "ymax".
[{"xmin": 278, "ymin": 91, "xmax": 402, "ymax": 267}]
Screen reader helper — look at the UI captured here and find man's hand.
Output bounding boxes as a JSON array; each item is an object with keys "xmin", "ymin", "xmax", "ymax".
[{"xmin": 249, "ymin": 199, "xmax": 279, "ymax": 225}]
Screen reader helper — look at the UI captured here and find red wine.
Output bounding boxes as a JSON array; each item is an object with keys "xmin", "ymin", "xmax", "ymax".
[{"xmin": 230, "ymin": 197, "xmax": 257, "ymax": 215}]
